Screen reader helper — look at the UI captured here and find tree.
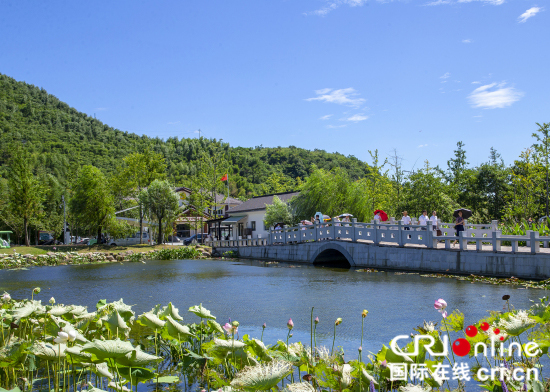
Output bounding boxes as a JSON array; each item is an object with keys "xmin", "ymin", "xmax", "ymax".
[
  {"xmin": 447, "ymin": 141, "xmax": 469, "ymax": 186},
  {"xmin": 402, "ymin": 161, "xmax": 457, "ymax": 221},
  {"xmin": 69, "ymin": 165, "xmax": 115, "ymax": 242},
  {"xmin": 122, "ymin": 150, "xmax": 166, "ymax": 243},
  {"xmin": 264, "ymin": 196, "xmax": 295, "ymax": 228},
  {"xmin": 532, "ymin": 122, "xmax": 550, "ymax": 217},
  {"xmin": 7, "ymin": 146, "xmax": 44, "ymax": 246},
  {"xmin": 139, "ymin": 179, "xmax": 180, "ymax": 244},
  {"xmin": 504, "ymin": 149, "xmax": 544, "ymax": 222}
]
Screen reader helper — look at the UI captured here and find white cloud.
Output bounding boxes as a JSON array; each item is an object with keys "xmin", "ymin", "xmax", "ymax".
[
  {"xmin": 440, "ymin": 72, "xmax": 451, "ymax": 79},
  {"xmin": 471, "ymin": 81, "xmax": 481, "ymax": 84},
  {"xmin": 458, "ymin": 0, "xmax": 504, "ymax": 5},
  {"xmin": 518, "ymin": 7, "xmax": 541, "ymax": 23},
  {"xmin": 468, "ymin": 82, "xmax": 523, "ymax": 109},
  {"xmin": 424, "ymin": 0, "xmax": 452, "ymax": 5},
  {"xmin": 345, "ymin": 114, "xmax": 369, "ymax": 122},
  {"xmin": 309, "ymin": 0, "xmax": 367, "ymax": 16},
  {"xmin": 306, "ymin": 88, "xmax": 365, "ymax": 107},
  {"xmin": 327, "ymin": 124, "xmax": 347, "ymax": 129},
  {"xmin": 462, "ymin": 39, "xmax": 471, "ymax": 43},
  {"xmin": 320, "ymin": 114, "xmax": 333, "ymax": 120},
  {"xmin": 418, "ymin": 144, "xmax": 429, "ymax": 148}
]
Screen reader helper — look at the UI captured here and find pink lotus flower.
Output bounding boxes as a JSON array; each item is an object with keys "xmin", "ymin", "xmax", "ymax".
[
  {"xmin": 223, "ymin": 323, "xmax": 232, "ymax": 334},
  {"xmin": 434, "ymin": 298, "xmax": 448, "ymax": 318},
  {"xmin": 287, "ymin": 318, "xmax": 294, "ymax": 330}
]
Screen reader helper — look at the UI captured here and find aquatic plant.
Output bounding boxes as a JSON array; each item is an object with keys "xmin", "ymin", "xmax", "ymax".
[{"xmin": 3, "ymin": 290, "xmax": 550, "ymax": 392}]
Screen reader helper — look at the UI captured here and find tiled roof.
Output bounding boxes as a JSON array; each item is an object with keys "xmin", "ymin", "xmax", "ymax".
[{"xmin": 227, "ymin": 191, "xmax": 299, "ymax": 213}]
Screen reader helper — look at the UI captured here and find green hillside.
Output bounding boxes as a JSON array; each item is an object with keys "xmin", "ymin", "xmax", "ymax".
[{"xmin": 0, "ymin": 73, "xmax": 370, "ymax": 197}]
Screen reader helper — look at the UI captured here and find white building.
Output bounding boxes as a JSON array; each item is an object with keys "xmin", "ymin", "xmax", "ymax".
[{"xmin": 222, "ymin": 191, "xmax": 299, "ymax": 239}]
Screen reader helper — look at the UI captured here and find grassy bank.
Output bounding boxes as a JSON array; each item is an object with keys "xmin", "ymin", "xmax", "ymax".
[
  {"xmin": 5, "ymin": 243, "xmax": 211, "ymax": 256},
  {"xmin": 0, "ymin": 245, "xmax": 211, "ymax": 269}
]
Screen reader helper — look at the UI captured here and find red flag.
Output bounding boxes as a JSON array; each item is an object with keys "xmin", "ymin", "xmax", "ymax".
[{"xmin": 220, "ymin": 174, "xmax": 228, "ymax": 182}]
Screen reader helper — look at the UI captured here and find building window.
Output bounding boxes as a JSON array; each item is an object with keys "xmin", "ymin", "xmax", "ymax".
[{"xmin": 251, "ymin": 221, "xmax": 256, "ymax": 231}]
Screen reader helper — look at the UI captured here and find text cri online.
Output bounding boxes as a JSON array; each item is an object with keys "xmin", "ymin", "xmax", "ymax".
[{"xmin": 389, "ymin": 334, "xmax": 541, "ymax": 382}]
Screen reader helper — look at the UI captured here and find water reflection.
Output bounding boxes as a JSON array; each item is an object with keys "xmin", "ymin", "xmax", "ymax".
[{"xmin": 0, "ymin": 258, "xmax": 541, "ymax": 357}]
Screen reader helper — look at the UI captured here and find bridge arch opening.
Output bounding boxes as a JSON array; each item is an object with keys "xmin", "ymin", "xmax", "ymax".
[{"xmin": 310, "ymin": 243, "xmax": 354, "ymax": 268}]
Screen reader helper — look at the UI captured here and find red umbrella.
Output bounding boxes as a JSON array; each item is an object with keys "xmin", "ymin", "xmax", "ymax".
[{"xmin": 374, "ymin": 210, "xmax": 388, "ymax": 222}]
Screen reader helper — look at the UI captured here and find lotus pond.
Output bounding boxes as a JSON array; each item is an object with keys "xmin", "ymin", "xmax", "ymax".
[{"xmin": 1, "ymin": 258, "xmax": 550, "ymax": 392}]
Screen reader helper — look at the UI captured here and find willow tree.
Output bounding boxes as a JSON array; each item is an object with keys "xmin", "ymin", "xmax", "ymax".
[
  {"xmin": 122, "ymin": 150, "xmax": 166, "ymax": 243},
  {"xmin": 139, "ymin": 180, "xmax": 180, "ymax": 244},
  {"xmin": 293, "ymin": 166, "xmax": 394, "ymax": 222},
  {"xmin": 69, "ymin": 165, "xmax": 115, "ymax": 242}
]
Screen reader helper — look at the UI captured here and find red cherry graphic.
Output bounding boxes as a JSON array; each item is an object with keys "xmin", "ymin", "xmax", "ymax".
[
  {"xmin": 493, "ymin": 328, "xmax": 500, "ymax": 334},
  {"xmin": 452, "ymin": 338, "xmax": 471, "ymax": 357},
  {"xmin": 500, "ymin": 336, "xmax": 505, "ymax": 341},
  {"xmin": 480, "ymin": 322, "xmax": 490, "ymax": 331},
  {"xmin": 465, "ymin": 325, "xmax": 478, "ymax": 337}
]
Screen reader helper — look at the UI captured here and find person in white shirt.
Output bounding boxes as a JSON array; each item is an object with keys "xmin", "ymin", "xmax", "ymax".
[
  {"xmin": 430, "ymin": 211, "xmax": 438, "ymax": 231},
  {"xmin": 401, "ymin": 211, "xmax": 411, "ymax": 230},
  {"xmin": 418, "ymin": 210, "xmax": 429, "ymax": 230},
  {"xmin": 374, "ymin": 212, "xmax": 381, "ymax": 224}
]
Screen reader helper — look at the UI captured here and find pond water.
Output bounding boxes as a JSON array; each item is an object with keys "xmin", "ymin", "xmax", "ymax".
[{"xmin": 0, "ymin": 258, "xmax": 543, "ymax": 359}]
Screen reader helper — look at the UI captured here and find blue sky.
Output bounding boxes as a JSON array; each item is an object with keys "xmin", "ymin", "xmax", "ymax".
[{"xmin": 1, "ymin": 0, "xmax": 548, "ymax": 171}]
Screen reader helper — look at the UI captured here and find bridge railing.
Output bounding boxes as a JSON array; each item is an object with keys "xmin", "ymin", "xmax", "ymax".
[{"xmin": 211, "ymin": 219, "xmax": 550, "ymax": 254}]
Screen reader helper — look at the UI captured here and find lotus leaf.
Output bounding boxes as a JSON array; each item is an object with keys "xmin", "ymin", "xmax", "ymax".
[
  {"xmin": 11, "ymin": 301, "xmax": 44, "ymax": 321},
  {"xmin": 49, "ymin": 306, "xmax": 71, "ymax": 317},
  {"xmin": 66, "ymin": 345, "xmax": 92, "ymax": 363},
  {"xmin": 69, "ymin": 305, "xmax": 88, "ymax": 316},
  {"xmin": 105, "ymin": 310, "xmax": 130, "ymax": 336},
  {"xmin": 137, "ymin": 312, "xmax": 165, "ymax": 330},
  {"xmin": 32, "ymin": 341, "xmax": 66, "ymax": 360},
  {"xmin": 231, "ymin": 348, "xmax": 259, "ymax": 367},
  {"xmin": 0, "ymin": 336, "xmax": 30, "ymax": 366},
  {"xmin": 282, "ymin": 382, "xmax": 315, "ymax": 392},
  {"xmin": 0, "ymin": 387, "xmax": 22, "ymax": 392},
  {"xmin": 247, "ymin": 338, "xmax": 272, "ymax": 361},
  {"xmin": 156, "ymin": 376, "xmax": 180, "ymax": 383},
  {"xmin": 87, "ymin": 387, "xmax": 109, "ymax": 392},
  {"xmin": 159, "ymin": 302, "xmax": 183, "ymax": 320},
  {"xmin": 208, "ymin": 319, "xmax": 224, "ymax": 334},
  {"xmin": 108, "ymin": 382, "xmax": 131, "ymax": 392},
  {"xmin": 117, "ymin": 366, "xmax": 156, "ymax": 384},
  {"xmin": 440, "ymin": 310, "xmax": 464, "ymax": 332},
  {"xmin": 188, "ymin": 304, "xmax": 216, "ymax": 320},
  {"xmin": 231, "ymin": 360, "xmax": 291, "ymax": 391},
  {"xmin": 92, "ymin": 363, "xmax": 114, "ymax": 379},
  {"xmin": 81, "ymin": 338, "xmax": 134, "ymax": 359},
  {"xmin": 98, "ymin": 299, "xmax": 135, "ymax": 322},
  {"xmin": 116, "ymin": 346, "xmax": 162, "ymax": 367},
  {"xmin": 214, "ymin": 338, "xmax": 246, "ymax": 351},
  {"xmin": 162, "ymin": 316, "xmax": 194, "ymax": 341}
]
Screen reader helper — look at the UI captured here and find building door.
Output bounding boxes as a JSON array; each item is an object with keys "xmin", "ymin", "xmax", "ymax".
[{"xmin": 238, "ymin": 223, "xmax": 244, "ymax": 237}]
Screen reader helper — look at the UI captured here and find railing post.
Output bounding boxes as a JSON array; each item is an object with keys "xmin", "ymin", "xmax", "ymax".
[
  {"xmin": 426, "ymin": 223, "xmax": 433, "ymax": 248},
  {"xmin": 530, "ymin": 230, "xmax": 540, "ymax": 254},
  {"xmin": 283, "ymin": 225, "xmax": 288, "ymax": 244},
  {"xmin": 459, "ymin": 231, "xmax": 467, "ymax": 251},
  {"xmin": 373, "ymin": 221, "xmax": 379, "ymax": 245},
  {"xmin": 492, "ymin": 231, "xmax": 501, "ymax": 252},
  {"xmin": 352, "ymin": 218, "xmax": 357, "ymax": 242},
  {"xmin": 398, "ymin": 221, "xmax": 404, "ymax": 247},
  {"xmin": 315, "ymin": 223, "xmax": 319, "ymax": 242},
  {"xmin": 492, "ymin": 220, "xmax": 498, "ymax": 231}
]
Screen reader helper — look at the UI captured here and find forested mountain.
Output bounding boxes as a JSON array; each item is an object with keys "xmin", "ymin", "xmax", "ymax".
[{"xmin": 0, "ymin": 73, "xmax": 369, "ymax": 197}]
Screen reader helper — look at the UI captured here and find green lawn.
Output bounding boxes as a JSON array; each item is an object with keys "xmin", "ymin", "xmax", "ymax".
[{"xmin": 4, "ymin": 244, "xmax": 210, "ymax": 256}]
